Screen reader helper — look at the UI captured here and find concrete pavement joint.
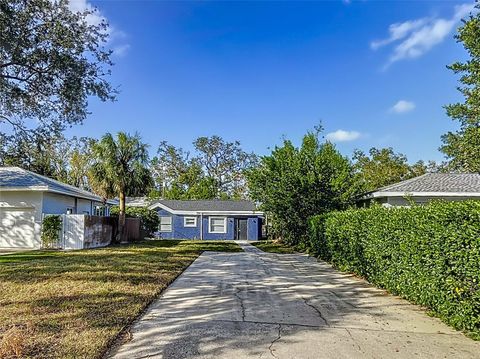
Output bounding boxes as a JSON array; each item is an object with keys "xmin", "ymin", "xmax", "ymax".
[
  {"xmin": 134, "ymin": 316, "xmax": 467, "ymax": 337},
  {"xmin": 135, "ymin": 351, "xmax": 163, "ymax": 359},
  {"xmin": 345, "ymin": 327, "xmax": 364, "ymax": 353}
]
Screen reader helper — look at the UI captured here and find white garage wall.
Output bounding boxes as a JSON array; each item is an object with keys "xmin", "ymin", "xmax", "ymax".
[
  {"xmin": 43, "ymin": 192, "xmax": 94, "ymax": 215},
  {"xmin": 77, "ymin": 198, "xmax": 93, "ymax": 214},
  {"xmin": 42, "ymin": 192, "xmax": 76, "ymax": 214},
  {"xmin": 0, "ymin": 191, "xmax": 43, "ymax": 248}
]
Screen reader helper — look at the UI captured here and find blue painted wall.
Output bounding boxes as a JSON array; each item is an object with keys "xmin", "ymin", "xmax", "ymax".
[
  {"xmin": 248, "ymin": 217, "xmax": 260, "ymax": 241},
  {"xmin": 155, "ymin": 208, "xmax": 200, "ymax": 239},
  {"xmin": 200, "ymin": 216, "xmax": 235, "ymax": 240},
  {"xmin": 154, "ymin": 208, "xmax": 261, "ymax": 240}
]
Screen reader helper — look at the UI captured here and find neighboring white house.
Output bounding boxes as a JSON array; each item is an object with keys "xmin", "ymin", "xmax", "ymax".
[
  {"xmin": 360, "ymin": 173, "xmax": 480, "ymax": 207},
  {"xmin": 0, "ymin": 167, "xmax": 116, "ymax": 249}
]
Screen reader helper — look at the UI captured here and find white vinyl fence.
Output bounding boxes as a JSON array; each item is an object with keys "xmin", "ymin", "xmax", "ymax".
[
  {"xmin": 43, "ymin": 214, "xmax": 117, "ymax": 250},
  {"xmin": 62, "ymin": 214, "xmax": 86, "ymax": 249}
]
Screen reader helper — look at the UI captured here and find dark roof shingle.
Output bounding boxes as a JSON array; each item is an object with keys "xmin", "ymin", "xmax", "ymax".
[
  {"xmin": 153, "ymin": 199, "xmax": 257, "ymax": 212},
  {"xmin": 372, "ymin": 173, "xmax": 480, "ymax": 194}
]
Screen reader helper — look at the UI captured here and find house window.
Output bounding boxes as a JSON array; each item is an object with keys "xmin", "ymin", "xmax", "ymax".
[
  {"xmin": 159, "ymin": 216, "xmax": 172, "ymax": 232},
  {"xmin": 209, "ymin": 216, "xmax": 227, "ymax": 233},
  {"xmin": 94, "ymin": 206, "xmax": 105, "ymax": 216},
  {"xmin": 184, "ymin": 216, "xmax": 197, "ymax": 227},
  {"xmin": 66, "ymin": 207, "xmax": 73, "ymax": 214}
]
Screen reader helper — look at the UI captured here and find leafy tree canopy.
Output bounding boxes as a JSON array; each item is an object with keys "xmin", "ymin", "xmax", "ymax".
[
  {"xmin": 0, "ymin": 0, "xmax": 116, "ymax": 139},
  {"xmin": 0, "ymin": 131, "xmax": 94, "ymax": 187},
  {"xmin": 151, "ymin": 136, "xmax": 257, "ymax": 200},
  {"xmin": 440, "ymin": 4, "xmax": 480, "ymax": 172},
  {"xmin": 352, "ymin": 147, "xmax": 427, "ymax": 192},
  {"xmin": 246, "ymin": 128, "xmax": 360, "ymax": 246}
]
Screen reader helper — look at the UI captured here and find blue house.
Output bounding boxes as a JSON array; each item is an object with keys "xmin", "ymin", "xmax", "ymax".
[{"xmin": 148, "ymin": 200, "xmax": 263, "ymax": 240}]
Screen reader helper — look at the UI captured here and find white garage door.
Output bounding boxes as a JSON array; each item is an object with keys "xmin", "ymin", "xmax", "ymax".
[{"xmin": 0, "ymin": 208, "xmax": 36, "ymax": 248}]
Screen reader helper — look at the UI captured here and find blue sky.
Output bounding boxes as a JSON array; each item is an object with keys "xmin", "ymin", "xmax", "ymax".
[{"xmin": 66, "ymin": 0, "xmax": 476, "ymax": 163}]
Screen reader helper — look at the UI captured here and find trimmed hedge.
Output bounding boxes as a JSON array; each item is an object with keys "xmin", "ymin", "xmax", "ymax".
[{"xmin": 308, "ymin": 201, "xmax": 480, "ymax": 337}]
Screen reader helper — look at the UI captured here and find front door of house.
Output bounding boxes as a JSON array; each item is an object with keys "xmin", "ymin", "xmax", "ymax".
[{"xmin": 236, "ymin": 219, "xmax": 248, "ymax": 240}]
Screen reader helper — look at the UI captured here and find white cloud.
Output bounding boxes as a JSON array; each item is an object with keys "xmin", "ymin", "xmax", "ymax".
[
  {"xmin": 68, "ymin": 0, "xmax": 130, "ymax": 57},
  {"xmin": 68, "ymin": 0, "xmax": 106, "ymax": 28},
  {"xmin": 326, "ymin": 130, "xmax": 361, "ymax": 142},
  {"xmin": 371, "ymin": 19, "xmax": 428, "ymax": 50},
  {"xmin": 112, "ymin": 44, "xmax": 131, "ymax": 57},
  {"xmin": 372, "ymin": 3, "xmax": 475, "ymax": 68},
  {"xmin": 390, "ymin": 100, "xmax": 416, "ymax": 114}
]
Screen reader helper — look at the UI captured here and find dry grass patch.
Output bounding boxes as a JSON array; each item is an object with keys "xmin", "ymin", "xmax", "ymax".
[{"xmin": 0, "ymin": 240, "xmax": 241, "ymax": 358}]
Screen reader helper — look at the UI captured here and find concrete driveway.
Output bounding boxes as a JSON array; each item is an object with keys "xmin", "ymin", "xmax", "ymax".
[{"xmin": 110, "ymin": 242, "xmax": 480, "ymax": 359}]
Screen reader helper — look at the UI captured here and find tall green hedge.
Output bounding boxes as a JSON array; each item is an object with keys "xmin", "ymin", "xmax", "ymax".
[{"xmin": 308, "ymin": 201, "xmax": 480, "ymax": 337}]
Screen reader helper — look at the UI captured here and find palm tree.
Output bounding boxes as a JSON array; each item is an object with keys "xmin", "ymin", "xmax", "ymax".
[{"xmin": 89, "ymin": 132, "xmax": 151, "ymax": 242}]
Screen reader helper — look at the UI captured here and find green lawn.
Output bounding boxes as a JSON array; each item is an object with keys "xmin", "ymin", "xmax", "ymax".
[
  {"xmin": 251, "ymin": 240, "xmax": 298, "ymax": 254},
  {"xmin": 0, "ymin": 240, "xmax": 241, "ymax": 358}
]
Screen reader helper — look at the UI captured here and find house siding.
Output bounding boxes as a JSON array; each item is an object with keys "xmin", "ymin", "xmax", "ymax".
[
  {"xmin": 0, "ymin": 191, "xmax": 43, "ymax": 248},
  {"xmin": 77, "ymin": 198, "xmax": 93, "ymax": 214},
  {"xmin": 1, "ymin": 179, "xmax": 114, "ymax": 248},
  {"xmin": 247, "ymin": 217, "xmax": 260, "ymax": 241},
  {"xmin": 154, "ymin": 208, "xmax": 261, "ymax": 240},
  {"xmin": 43, "ymin": 192, "xmax": 78, "ymax": 214},
  {"xmin": 201, "ymin": 216, "xmax": 235, "ymax": 240},
  {"xmin": 42, "ymin": 192, "xmax": 101, "ymax": 215},
  {"xmin": 380, "ymin": 195, "xmax": 480, "ymax": 207},
  {"xmin": 155, "ymin": 209, "xmax": 200, "ymax": 239}
]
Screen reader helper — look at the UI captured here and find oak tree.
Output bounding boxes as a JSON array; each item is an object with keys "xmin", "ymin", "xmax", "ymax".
[{"xmin": 0, "ymin": 0, "xmax": 116, "ymax": 138}]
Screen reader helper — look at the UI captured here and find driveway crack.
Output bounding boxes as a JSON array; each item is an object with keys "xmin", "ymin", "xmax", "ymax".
[
  {"xmin": 345, "ymin": 327, "xmax": 363, "ymax": 353},
  {"xmin": 302, "ymin": 296, "xmax": 329, "ymax": 326},
  {"xmin": 268, "ymin": 324, "xmax": 282, "ymax": 358},
  {"xmin": 234, "ymin": 287, "xmax": 246, "ymax": 321}
]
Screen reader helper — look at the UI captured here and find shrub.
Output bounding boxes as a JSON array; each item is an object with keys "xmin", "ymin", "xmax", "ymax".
[
  {"xmin": 110, "ymin": 206, "xmax": 159, "ymax": 237},
  {"xmin": 246, "ymin": 131, "xmax": 360, "ymax": 247},
  {"xmin": 41, "ymin": 215, "xmax": 62, "ymax": 248},
  {"xmin": 308, "ymin": 201, "xmax": 480, "ymax": 337}
]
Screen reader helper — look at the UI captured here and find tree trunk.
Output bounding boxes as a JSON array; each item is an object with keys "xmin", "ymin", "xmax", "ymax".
[{"xmin": 118, "ymin": 191, "xmax": 126, "ymax": 243}]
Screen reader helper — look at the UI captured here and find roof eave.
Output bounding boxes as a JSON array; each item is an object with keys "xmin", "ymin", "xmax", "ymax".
[
  {"xmin": 0, "ymin": 186, "xmax": 49, "ymax": 191},
  {"xmin": 148, "ymin": 202, "xmax": 262, "ymax": 215},
  {"xmin": 362, "ymin": 191, "xmax": 480, "ymax": 200}
]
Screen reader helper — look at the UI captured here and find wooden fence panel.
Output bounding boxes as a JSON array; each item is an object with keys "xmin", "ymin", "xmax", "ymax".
[
  {"xmin": 123, "ymin": 218, "xmax": 141, "ymax": 242},
  {"xmin": 47, "ymin": 215, "xmax": 140, "ymax": 249},
  {"xmin": 83, "ymin": 215, "xmax": 116, "ymax": 249}
]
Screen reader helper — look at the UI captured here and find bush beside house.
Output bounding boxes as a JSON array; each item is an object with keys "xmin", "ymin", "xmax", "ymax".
[
  {"xmin": 110, "ymin": 206, "xmax": 159, "ymax": 238},
  {"xmin": 41, "ymin": 215, "xmax": 62, "ymax": 248},
  {"xmin": 308, "ymin": 201, "xmax": 480, "ymax": 337}
]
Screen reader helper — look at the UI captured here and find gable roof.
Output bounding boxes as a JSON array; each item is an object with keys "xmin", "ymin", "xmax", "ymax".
[
  {"xmin": 364, "ymin": 173, "xmax": 480, "ymax": 199},
  {"xmin": 149, "ymin": 199, "xmax": 261, "ymax": 215},
  {"xmin": 0, "ymin": 167, "xmax": 116, "ymax": 204}
]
